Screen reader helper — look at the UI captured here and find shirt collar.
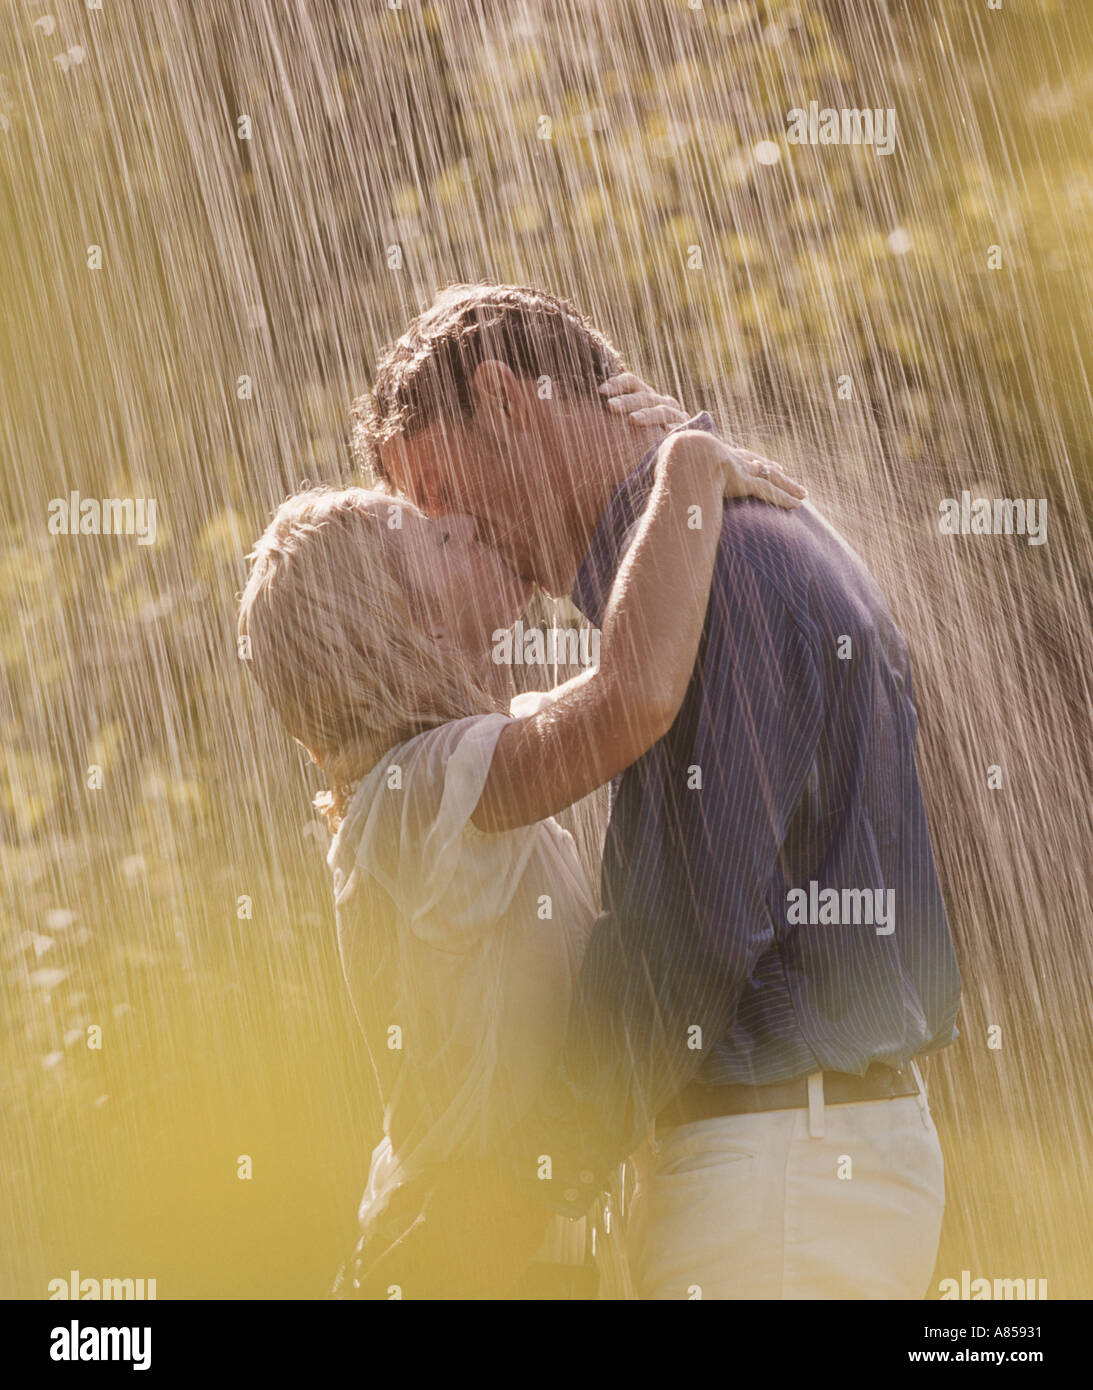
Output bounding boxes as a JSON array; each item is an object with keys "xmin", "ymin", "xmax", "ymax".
[{"xmin": 571, "ymin": 411, "xmax": 719, "ymax": 620}]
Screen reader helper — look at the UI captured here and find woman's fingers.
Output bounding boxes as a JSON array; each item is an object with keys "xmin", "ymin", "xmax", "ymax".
[
  {"xmin": 601, "ymin": 372, "xmax": 695, "ymax": 429},
  {"xmin": 627, "ymin": 404, "xmax": 689, "ymax": 426},
  {"xmin": 599, "ymin": 372, "xmax": 643, "ymax": 397},
  {"xmin": 601, "ymin": 375, "xmax": 688, "ymax": 427},
  {"xmin": 600, "ymin": 374, "xmax": 683, "ymax": 414},
  {"xmin": 750, "ymin": 456, "xmax": 807, "ymax": 499},
  {"xmin": 604, "ymin": 390, "xmax": 669, "ymax": 413},
  {"xmin": 600, "ymin": 372, "xmax": 678, "ymax": 402},
  {"xmin": 722, "ymin": 447, "xmax": 807, "ymax": 507},
  {"xmin": 750, "ymin": 474, "xmax": 807, "ymax": 509}
]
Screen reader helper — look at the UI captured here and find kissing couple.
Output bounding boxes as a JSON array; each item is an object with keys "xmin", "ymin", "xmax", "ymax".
[{"xmin": 238, "ymin": 282, "xmax": 961, "ymax": 1300}]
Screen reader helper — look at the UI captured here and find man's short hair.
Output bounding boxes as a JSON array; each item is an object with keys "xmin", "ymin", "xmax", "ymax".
[{"xmin": 351, "ymin": 282, "xmax": 624, "ymax": 478}]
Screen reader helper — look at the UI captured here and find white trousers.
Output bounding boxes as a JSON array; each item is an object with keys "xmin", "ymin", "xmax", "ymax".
[{"xmin": 628, "ymin": 1068, "xmax": 945, "ymax": 1300}]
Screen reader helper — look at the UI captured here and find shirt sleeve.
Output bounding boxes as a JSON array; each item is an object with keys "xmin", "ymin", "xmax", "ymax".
[
  {"xmin": 350, "ymin": 714, "xmax": 542, "ymax": 953},
  {"xmin": 500, "ymin": 543, "xmax": 823, "ymax": 1215}
]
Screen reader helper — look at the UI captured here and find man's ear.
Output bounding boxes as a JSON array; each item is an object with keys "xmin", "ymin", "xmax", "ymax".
[
  {"xmin": 472, "ymin": 359, "xmax": 532, "ymax": 431},
  {"xmin": 379, "ymin": 434, "xmax": 411, "ymax": 493}
]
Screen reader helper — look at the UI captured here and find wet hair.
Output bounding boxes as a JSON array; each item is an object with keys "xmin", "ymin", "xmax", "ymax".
[
  {"xmin": 238, "ymin": 486, "xmax": 499, "ymax": 828},
  {"xmin": 351, "ymin": 281, "xmax": 624, "ymax": 480}
]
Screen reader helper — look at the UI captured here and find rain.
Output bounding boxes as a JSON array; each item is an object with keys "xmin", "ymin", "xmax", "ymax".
[{"xmin": 0, "ymin": 0, "xmax": 1090, "ymax": 1300}]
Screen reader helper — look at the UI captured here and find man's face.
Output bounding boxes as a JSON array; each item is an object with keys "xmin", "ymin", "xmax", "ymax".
[{"xmin": 380, "ymin": 411, "xmax": 567, "ymax": 593}]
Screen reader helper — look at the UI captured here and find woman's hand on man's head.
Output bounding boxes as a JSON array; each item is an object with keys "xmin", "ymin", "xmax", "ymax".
[{"xmin": 599, "ymin": 372, "xmax": 688, "ymax": 427}]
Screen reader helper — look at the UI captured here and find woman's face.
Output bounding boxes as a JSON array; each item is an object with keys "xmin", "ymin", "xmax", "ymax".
[{"xmin": 373, "ymin": 497, "xmax": 533, "ymax": 656}]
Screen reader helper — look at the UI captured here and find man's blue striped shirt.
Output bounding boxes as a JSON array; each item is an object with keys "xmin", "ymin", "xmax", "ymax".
[{"xmin": 506, "ymin": 414, "xmax": 961, "ymax": 1213}]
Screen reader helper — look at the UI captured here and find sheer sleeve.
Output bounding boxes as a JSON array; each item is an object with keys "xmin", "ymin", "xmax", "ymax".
[{"xmin": 336, "ymin": 715, "xmax": 543, "ymax": 953}]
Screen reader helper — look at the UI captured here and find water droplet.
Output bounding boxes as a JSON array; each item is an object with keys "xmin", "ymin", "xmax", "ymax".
[
  {"xmin": 29, "ymin": 967, "xmax": 68, "ymax": 991},
  {"xmin": 887, "ymin": 227, "xmax": 913, "ymax": 255}
]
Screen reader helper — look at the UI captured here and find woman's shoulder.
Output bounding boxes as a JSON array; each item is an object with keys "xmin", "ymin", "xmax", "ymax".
[
  {"xmin": 366, "ymin": 711, "xmax": 511, "ymax": 805},
  {"xmin": 349, "ymin": 690, "xmax": 565, "ymax": 816},
  {"xmin": 327, "ymin": 712, "xmax": 511, "ymax": 913},
  {"xmin": 332, "ymin": 712, "xmax": 512, "ymax": 858}
]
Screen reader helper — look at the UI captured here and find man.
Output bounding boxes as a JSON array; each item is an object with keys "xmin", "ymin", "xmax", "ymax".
[{"xmin": 353, "ymin": 281, "xmax": 961, "ymax": 1299}]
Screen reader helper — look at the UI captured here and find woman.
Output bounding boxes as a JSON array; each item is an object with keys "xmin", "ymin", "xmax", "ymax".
[{"xmin": 237, "ymin": 383, "xmax": 805, "ymax": 1298}]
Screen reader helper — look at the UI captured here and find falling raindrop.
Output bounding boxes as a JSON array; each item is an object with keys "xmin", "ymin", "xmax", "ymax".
[{"xmin": 888, "ymin": 226, "xmax": 913, "ymax": 255}]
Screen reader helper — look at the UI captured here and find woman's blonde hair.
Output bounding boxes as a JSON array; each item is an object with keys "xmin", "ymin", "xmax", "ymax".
[{"xmin": 238, "ymin": 486, "xmax": 500, "ymax": 828}]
